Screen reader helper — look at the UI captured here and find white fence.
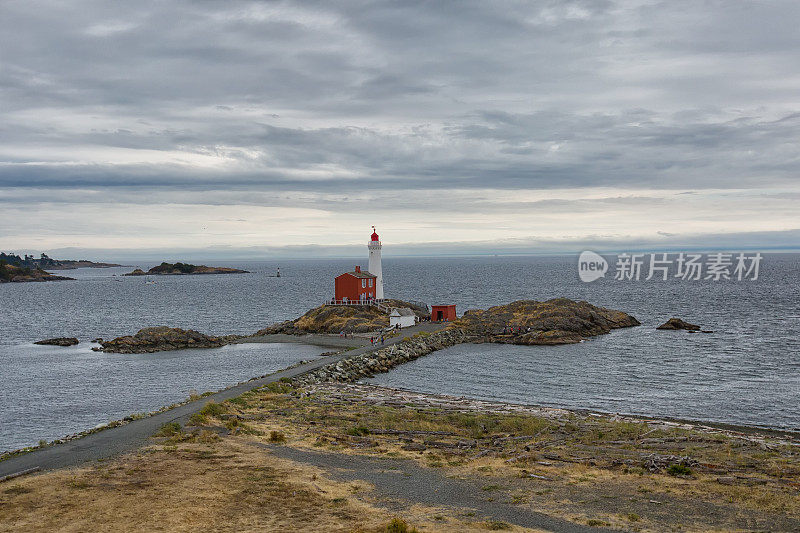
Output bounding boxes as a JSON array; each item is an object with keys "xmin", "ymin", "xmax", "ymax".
[{"xmin": 324, "ymin": 299, "xmax": 391, "ymax": 313}]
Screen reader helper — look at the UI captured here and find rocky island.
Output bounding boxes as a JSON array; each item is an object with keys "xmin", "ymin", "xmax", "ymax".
[
  {"xmin": 95, "ymin": 327, "xmax": 229, "ymax": 353},
  {"xmin": 34, "ymin": 337, "xmax": 79, "ymax": 346},
  {"xmin": 0, "ymin": 264, "xmax": 75, "ymax": 283},
  {"xmin": 456, "ymin": 298, "xmax": 641, "ymax": 345},
  {"xmin": 124, "ymin": 262, "xmax": 249, "ymax": 276},
  {"xmin": 657, "ymin": 317, "xmax": 701, "ymax": 330}
]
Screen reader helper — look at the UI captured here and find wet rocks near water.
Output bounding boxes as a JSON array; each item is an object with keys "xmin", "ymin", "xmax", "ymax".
[
  {"xmin": 292, "ymin": 327, "xmax": 473, "ymax": 385},
  {"xmin": 95, "ymin": 326, "xmax": 227, "ymax": 353},
  {"xmin": 34, "ymin": 337, "xmax": 79, "ymax": 347},
  {"xmin": 657, "ymin": 317, "xmax": 701, "ymax": 331},
  {"xmin": 455, "ymin": 298, "xmax": 640, "ymax": 345}
]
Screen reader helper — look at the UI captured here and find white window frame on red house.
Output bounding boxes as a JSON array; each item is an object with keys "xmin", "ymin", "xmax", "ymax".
[
  {"xmin": 362, "ymin": 279, "xmax": 366, "ymax": 288},
  {"xmin": 369, "ymin": 278, "xmax": 373, "ymax": 287}
]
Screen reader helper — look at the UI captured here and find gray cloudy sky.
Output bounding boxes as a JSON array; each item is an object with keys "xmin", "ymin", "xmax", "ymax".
[{"xmin": 2, "ymin": 0, "xmax": 799, "ymax": 259}]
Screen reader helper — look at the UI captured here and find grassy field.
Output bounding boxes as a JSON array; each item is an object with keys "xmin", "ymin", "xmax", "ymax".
[{"xmin": 2, "ymin": 381, "xmax": 798, "ymax": 532}]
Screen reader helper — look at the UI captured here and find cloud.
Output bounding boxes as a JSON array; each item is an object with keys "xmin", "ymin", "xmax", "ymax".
[{"xmin": 1, "ymin": 0, "xmax": 800, "ymax": 254}]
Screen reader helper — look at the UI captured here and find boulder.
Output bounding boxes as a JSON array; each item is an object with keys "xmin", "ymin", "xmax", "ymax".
[
  {"xmin": 98, "ymin": 326, "xmax": 226, "ymax": 353},
  {"xmin": 35, "ymin": 337, "xmax": 79, "ymax": 346},
  {"xmin": 657, "ymin": 318, "xmax": 700, "ymax": 331}
]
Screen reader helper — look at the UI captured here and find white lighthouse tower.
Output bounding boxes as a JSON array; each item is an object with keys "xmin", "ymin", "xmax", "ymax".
[{"xmin": 368, "ymin": 226, "xmax": 384, "ymax": 299}]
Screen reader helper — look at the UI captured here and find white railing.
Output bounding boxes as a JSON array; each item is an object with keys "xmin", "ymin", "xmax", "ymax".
[{"xmin": 325, "ymin": 299, "xmax": 390, "ymax": 313}]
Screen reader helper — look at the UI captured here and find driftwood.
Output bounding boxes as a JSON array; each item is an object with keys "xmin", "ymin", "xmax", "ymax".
[
  {"xmin": 368, "ymin": 429, "xmax": 456, "ymax": 437},
  {"xmin": 542, "ymin": 453, "xmax": 587, "ymax": 464},
  {"xmin": 471, "ymin": 449, "xmax": 493, "ymax": 459}
]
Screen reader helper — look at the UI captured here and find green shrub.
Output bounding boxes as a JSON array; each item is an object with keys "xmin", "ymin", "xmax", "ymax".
[
  {"xmin": 345, "ymin": 426, "xmax": 370, "ymax": 436},
  {"xmin": 484, "ymin": 521, "xmax": 512, "ymax": 530},
  {"xmin": 667, "ymin": 464, "xmax": 693, "ymax": 476},
  {"xmin": 199, "ymin": 401, "xmax": 225, "ymax": 418},
  {"xmin": 154, "ymin": 422, "xmax": 182, "ymax": 437},
  {"xmin": 268, "ymin": 430, "xmax": 286, "ymax": 443},
  {"xmin": 227, "ymin": 396, "xmax": 249, "ymax": 407},
  {"xmin": 384, "ymin": 517, "xmax": 419, "ymax": 533},
  {"xmin": 188, "ymin": 412, "xmax": 207, "ymax": 426},
  {"xmin": 266, "ymin": 381, "xmax": 293, "ymax": 394}
]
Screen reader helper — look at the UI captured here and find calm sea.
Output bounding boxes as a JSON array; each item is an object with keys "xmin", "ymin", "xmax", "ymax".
[{"xmin": 1, "ymin": 254, "xmax": 798, "ymax": 450}]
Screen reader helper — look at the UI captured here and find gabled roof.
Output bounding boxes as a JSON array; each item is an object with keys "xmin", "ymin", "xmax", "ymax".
[
  {"xmin": 390, "ymin": 307, "xmax": 415, "ymax": 316},
  {"xmin": 336, "ymin": 270, "xmax": 376, "ymax": 279}
]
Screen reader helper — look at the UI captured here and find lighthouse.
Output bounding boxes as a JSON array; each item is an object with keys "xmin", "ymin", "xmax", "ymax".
[{"xmin": 368, "ymin": 226, "xmax": 384, "ymax": 299}]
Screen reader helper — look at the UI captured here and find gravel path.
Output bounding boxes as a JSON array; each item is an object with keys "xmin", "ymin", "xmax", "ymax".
[{"xmin": 261, "ymin": 443, "xmax": 609, "ymax": 533}]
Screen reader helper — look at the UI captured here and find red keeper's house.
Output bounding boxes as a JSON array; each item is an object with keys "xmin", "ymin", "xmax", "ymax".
[
  {"xmin": 430, "ymin": 304, "xmax": 457, "ymax": 322},
  {"xmin": 334, "ymin": 266, "xmax": 377, "ymax": 302}
]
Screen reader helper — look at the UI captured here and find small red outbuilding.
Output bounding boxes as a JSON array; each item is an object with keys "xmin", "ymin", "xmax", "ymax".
[
  {"xmin": 430, "ymin": 304, "xmax": 457, "ymax": 322},
  {"xmin": 334, "ymin": 266, "xmax": 377, "ymax": 302}
]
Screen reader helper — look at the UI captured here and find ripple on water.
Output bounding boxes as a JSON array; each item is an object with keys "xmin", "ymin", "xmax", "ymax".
[{"xmin": 0, "ymin": 342, "xmax": 325, "ymax": 451}]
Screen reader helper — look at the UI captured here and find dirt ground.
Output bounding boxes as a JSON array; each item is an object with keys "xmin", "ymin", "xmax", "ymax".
[
  {"xmin": 0, "ymin": 435, "xmax": 539, "ymax": 532},
  {"xmin": 2, "ymin": 382, "xmax": 799, "ymax": 532}
]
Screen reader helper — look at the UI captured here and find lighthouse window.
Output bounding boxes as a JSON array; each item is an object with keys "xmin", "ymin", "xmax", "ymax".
[
  {"xmin": 362, "ymin": 279, "xmax": 366, "ymax": 288},
  {"xmin": 369, "ymin": 279, "xmax": 373, "ymax": 287}
]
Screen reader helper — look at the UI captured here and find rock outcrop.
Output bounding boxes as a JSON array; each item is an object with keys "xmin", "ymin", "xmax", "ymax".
[
  {"xmin": 124, "ymin": 262, "xmax": 248, "ymax": 276},
  {"xmin": 256, "ymin": 299, "xmax": 430, "ymax": 335},
  {"xmin": 0, "ymin": 264, "xmax": 75, "ymax": 283},
  {"xmin": 657, "ymin": 318, "xmax": 701, "ymax": 331},
  {"xmin": 96, "ymin": 326, "xmax": 227, "ymax": 353},
  {"xmin": 292, "ymin": 327, "xmax": 472, "ymax": 386},
  {"xmin": 34, "ymin": 337, "xmax": 79, "ymax": 346},
  {"xmin": 454, "ymin": 298, "xmax": 640, "ymax": 345}
]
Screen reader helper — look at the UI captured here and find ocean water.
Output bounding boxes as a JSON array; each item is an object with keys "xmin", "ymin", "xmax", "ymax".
[{"xmin": 1, "ymin": 254, "xmax": 799, "ymax": 450}]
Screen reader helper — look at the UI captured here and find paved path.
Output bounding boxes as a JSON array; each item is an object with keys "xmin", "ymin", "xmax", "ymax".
[
  {"xmin": 263, "ymin": 444, "xmax": 608, "ymax": 533},
  {"xmin": 0, "ymin": 322, "xmax": 445, "ymax": 478}
]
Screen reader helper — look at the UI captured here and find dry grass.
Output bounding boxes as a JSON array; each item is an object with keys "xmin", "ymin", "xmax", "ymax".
[
  {"xmin": 3, "ymin": 382, "xmax": 798, "ymax": 532},
  {"xmin": 228, "ymin": 383, "xmax": 800, "ymax": 532},
  {"xmin": 0, "ymin": 438, "xmax": 487, "ymax": 533},
  {"xmin": 0, "ymin": 431, "xmax": 539, "ymax": 532}
]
